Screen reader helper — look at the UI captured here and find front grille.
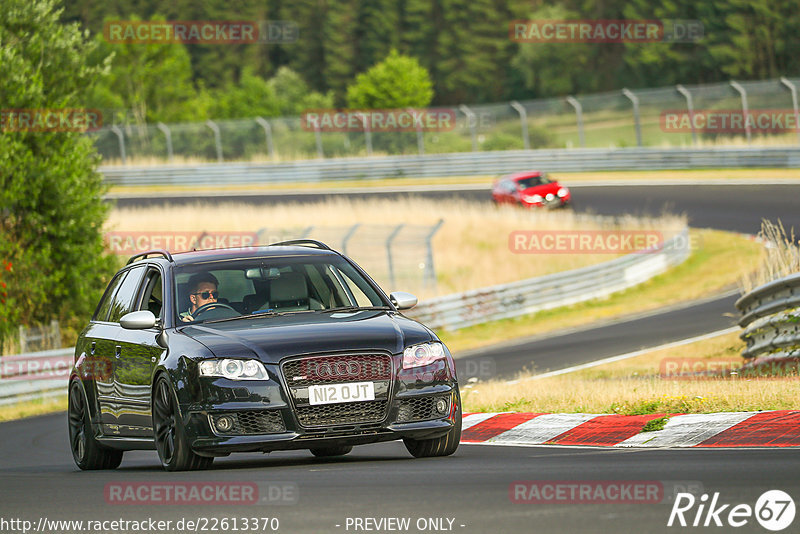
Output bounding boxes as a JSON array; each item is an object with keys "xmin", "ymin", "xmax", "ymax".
[
  {"xmin": 210, "ymin": 411, "xmax": 286, "ymax": 435},
  {"xmin": 283, "ymin": 353, "xmax": 391, "ymax": 386},
  {"xmin": 282, "ymin": 352, "xmax": 394, "ymax": 428},
  {"xmin": 397, "ymin": 396, "xmax": 450, "ymax": 422},
  {"xmin": 295, "ymin": 400, "xmax": 388, "ymax": 427}
]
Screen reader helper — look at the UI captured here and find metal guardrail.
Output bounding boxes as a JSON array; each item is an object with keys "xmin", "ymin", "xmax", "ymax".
[
  {"xmin": 406, "ymin": 228, "xmax": 690, "ymax": 330},
  {"xmin": 1, "ymin": 229, "xmax": 689, "ymax": 405},
  {"xmin": 735, "ymin": 273, "xmax": 800, "ymax": 361},
  {"xmin": 100, "ymin": 147, "xmax": 800, "ymax": 187},
  {"xmin": 0, "ymin": 348, "xmax": 73, "ymax": 406}
]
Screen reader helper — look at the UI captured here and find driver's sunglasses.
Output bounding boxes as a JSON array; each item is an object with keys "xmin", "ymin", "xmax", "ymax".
[{"xmin": 193, "ymin": 290, "xmax": 218, "ymax": 299}]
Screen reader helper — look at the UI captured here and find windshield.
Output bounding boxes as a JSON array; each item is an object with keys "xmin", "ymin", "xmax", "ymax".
[
  {"xmin": 516, "ymin": 175, "xmax": 551, "ymax": 189},
  {"xmin": 173, "ymin": 255, "xmax": 389, "ymax": 324}
]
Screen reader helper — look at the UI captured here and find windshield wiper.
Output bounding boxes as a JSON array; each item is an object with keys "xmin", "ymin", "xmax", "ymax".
[
  {"xmin": 315, "ymin": 306, "xmax": 391, "ymax": 313},
  {"xmin": 203, "ymin": 310, "xmax": 286, "ymax": 324}
]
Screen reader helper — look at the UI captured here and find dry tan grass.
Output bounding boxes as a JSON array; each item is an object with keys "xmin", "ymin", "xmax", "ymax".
[
  {"xmin": 462, "ymin": 331, "xmax": 800, "ymax": 414},
  {"xmin": 741, "ymin": 219, "xmax": 800, "ymax": 293},
  {"xmin": 0, "ymin": 396, "xmax": 67, "ymax": 422},
  {"xmin": 107, "ymin": 198, "xmax": 685, "ymax": 298}
]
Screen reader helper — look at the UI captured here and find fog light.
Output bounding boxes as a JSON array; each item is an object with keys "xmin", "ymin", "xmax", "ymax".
[
  {"xmin": 435, "ymin": 397, "xmax": 449, "ymax": 416},
  {"xmin": 215, "ymin": 415, "xmax": 236, "ymax": 432}
]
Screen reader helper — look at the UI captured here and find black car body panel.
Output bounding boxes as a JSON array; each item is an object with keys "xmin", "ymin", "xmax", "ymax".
[{"xmin": 68, "ymin": 244, "xmax": 460, "ymax": 468}]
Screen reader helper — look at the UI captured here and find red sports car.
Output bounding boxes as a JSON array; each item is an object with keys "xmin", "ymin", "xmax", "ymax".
[{"xmin": 491, "ymin": 171, "xmax": 571, "ymax": 208}]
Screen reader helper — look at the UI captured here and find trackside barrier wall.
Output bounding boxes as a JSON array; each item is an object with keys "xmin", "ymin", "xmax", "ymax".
[
  {"xmin": 100, "ymin": 148, "xmax": 800, "ymax": 187},
  {"xmin": 735, "ymin": 273, "xmax": 800, "ymax": 361}
]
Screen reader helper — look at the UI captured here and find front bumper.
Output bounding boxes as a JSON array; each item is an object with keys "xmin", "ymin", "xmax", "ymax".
[{"xmin": 182, "ymin": 352, "xmax": 460, "ymax": 455}]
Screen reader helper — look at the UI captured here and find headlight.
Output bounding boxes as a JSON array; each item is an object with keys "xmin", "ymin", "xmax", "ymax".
[
  {"xmin": 557, "ymin": 187, "xmax": 569, "ymax": 198},
  {"xmin": 403, "ymin": 342, "xmax": 446, "ymax": 369},
  {"xmin": 523, "ymin": 194, "xmax": 543, "ymax": 203},
  {"xmin": 199, "ymin": 358, "xmax": 269, "ymax": 380}
]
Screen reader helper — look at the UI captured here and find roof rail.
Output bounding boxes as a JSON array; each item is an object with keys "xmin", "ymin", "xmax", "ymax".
[
  {"xmin": 268, "ymin": 239, "xmax": 332, "ymax": 251},
  {"xmin": 126, "ymin": 249, "xmax": 174, "ymax": 265}
]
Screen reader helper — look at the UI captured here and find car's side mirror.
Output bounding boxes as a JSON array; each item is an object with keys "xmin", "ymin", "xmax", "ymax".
[
  {"xmin": 120, "ymin": 310, "xmax": 157, "ymax": 330},
  {"xmin": 390, "ymin": 291, "xmax": 418, "ymax": 310}
]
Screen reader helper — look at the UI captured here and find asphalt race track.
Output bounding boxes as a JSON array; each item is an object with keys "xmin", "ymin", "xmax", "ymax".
[
  {"xmin": 2, "ymin": 412, "xmax": 798, "ymax": 534},
  {"xmin": 2, "ymin": 181, "xmax": 798, "ymax": 534},
  {"xmin": 112, "ymin": 183, "xmax": 800, "ymax": 235},
  {"xmin": 454, "ymin": 292, "xmax": 739, "ymax": 381}
]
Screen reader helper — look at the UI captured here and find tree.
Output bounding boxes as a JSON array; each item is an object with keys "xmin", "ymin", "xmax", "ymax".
[
  {"xmin": 86, "ymin": 16, "xmax": 199, "ymax": 125},
  {"xmin": 0, "ymin": 0, "xmax": 116, "ymax": 348},
  {"xmin": 346, "ymin": 49, "xmax": 434, "ymax": 109}
]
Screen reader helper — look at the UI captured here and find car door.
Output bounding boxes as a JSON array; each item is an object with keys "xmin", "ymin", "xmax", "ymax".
[
  {"xmin": 85, "ymin": 270, "xmax": 129, "ymax": 431},
  {"xmin": 113, "ymin": 266, "xmax": 167, "ymax": 437},
  {"xmin": 94, "ymin": 265, "xmax": 147, "ymax": 437}
]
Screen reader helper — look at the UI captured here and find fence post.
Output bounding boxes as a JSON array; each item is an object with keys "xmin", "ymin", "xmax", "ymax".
[
  {"xmin": 301, "ymin": 226, "xmax": 315, "ymax": 238},
  {"xmin": 156, "ymin": 122, "xmax": 174, "ymax": 162},
  {"xmin": 509, "ymin": 101, "xmax": 530, "ymax": 149},
  {"xmin": 459, "ymin": 105, "xmax": 478, "ymax": 152},
  {"xmin": 423, "ymin": 219, "xmax": 444, "ymax": 292},
  {"xmin": 18, "ymin": 325, "xmax": 26, "ymax": 354},
  {"xmin": 565, "ymin": 96, "xmax": 585, "ymax": 148},
  {"xmin": 408, "ymin": 108, "xmax": 425, "ymax": 155},
  {"xmin": 675, "ymin": 84, "xmax": 698, "ymax": 146},
  {"xmin": 205, "ymin": 120, "xmax": 223, "ymax": 162},
  {"xmin": 622, "ymin": 88, "xmax": 643, "ymax": 147},
  {"xmin": 110, "ymin": 125, "xmax": 126, "ymax": 164},
  {"xmin": 255, "ymin": 117, "xmax": 276, "ymax": 160},
  {"xmin": 780, "ymin": 77, "xmax": 800, "ymax": 145},
  {"xmin": 50, "ymin": 320, "xmax": 60, "ymax": 348},
  {"xmin": 386, "ymin": 224, "xmax": 405, "ymax": 290},
  {"xmin": 730, "ymin": 80, "xmax": 751, "ymax": 144},
  {"xmin": 356, "ymin": 112, "xmax": 372, "ymax": 156},
  {"xmin": 311, "ymin": 120, "xmax": 324, "ymax": 159},
  {"xmin": 342, "ymin": 223, "xmax": 360, "ymax": 256}
]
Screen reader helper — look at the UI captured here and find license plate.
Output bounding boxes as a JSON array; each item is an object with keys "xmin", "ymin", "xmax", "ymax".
[{"xmin": 308, "ymin": 382, "xmax": 375, "ymax": 405}]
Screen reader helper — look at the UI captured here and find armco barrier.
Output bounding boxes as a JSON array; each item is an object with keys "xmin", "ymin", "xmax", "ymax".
[
  {"xmin": 735, "ymin": 273, "xmax": 800, "ymax": 361},
  {"xmin": 405, "ymin": 228, "xmax": 689, "ymax": 330},
  {"xmin": 0, "ymin": 348, "xmax": 73, "ymax": 406},
  {"xmin": 0, "ymin": 228, "xmax": 689, "ymax": 405},
  {"xmin": 99, "ymin": 147, "xmax": 800, "ymax": 187}
]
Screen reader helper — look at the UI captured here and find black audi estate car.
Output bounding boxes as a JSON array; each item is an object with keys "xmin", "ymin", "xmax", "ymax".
[{"xmin": 68, "ymin": 240, "xmax": 461, "ymax": 471}]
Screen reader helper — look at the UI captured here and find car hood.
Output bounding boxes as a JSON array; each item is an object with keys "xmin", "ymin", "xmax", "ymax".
[
  {"xmin": 178, "ymin": 310, "xmax": 434, "ymax": 363},
  {"xmin": 521, "ymin": 182, "xmax": 561, "ymax": 195}
]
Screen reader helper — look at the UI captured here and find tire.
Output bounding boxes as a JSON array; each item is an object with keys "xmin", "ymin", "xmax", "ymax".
[
  {"xmin": 309, "ymin": 445, "xmax": 353, "ymax": 457},
  {"xmin": 152, "ymin": 376, "xmax": 212, "ymax": 471},
  {"xmin": 68, "ymin": 380, "xmax": 123, "ymax": 470},
  {"xmin": 403, "ymin": 396, "xmax": 462, "ymax": 458}
]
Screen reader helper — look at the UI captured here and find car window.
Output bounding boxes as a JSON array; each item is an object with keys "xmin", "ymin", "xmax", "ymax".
[
  {"xmin": 172, "ymin": 255, "xmax": 387, "ymax": 323},
  {"xmin": 94, "ymin": 271, "xmax": 128, "ymax": 322},
  {"xmin": 137, "ymin": 268, "xmax": 163, "ymax": 319},
  {"xmin": 107, "ymin": 266, "xmax": 146, "ymax": 323}
]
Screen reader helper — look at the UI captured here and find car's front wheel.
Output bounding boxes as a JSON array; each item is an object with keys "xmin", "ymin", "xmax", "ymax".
[
  {"xmin": 403, "ymin": 398, "xmax": 462, "ymax": 458},
  {"xmin": 153, "ymin": 376, "xmax": 212, "ymax": 471},
  {"xmin": 68, "ymin": 380, "xmax": 123, "ymax": 470}
]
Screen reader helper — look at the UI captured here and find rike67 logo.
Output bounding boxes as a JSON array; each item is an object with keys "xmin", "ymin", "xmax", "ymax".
[{"xmin": 668, "ymin": 490, "xmax": 795, "ymax": 531}]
